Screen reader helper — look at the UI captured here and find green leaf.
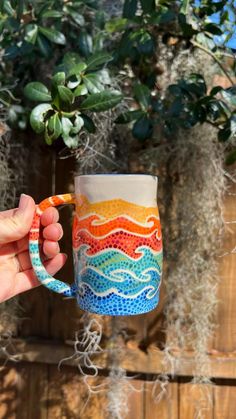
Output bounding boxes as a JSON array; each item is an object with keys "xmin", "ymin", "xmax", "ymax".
[
  {"xmin": 16, "ymin": 0, "xmax": 24, "ymax": 19},
  {"xmin": 133, "ymin": 83, "xmax": 151, "ymax": 110},
  {"xmin": 70, "ymin": 115, "xmax": 84, "ymax": 134},
  {"xmin": 132, "ymin": 115, "xmax": 153, "ymax": 141},
  {"xmin": 52, "ymin": 72, "xmax": 66, "ymax": 86},
  {"xmin": 30, "ymin": 104, "xmax": 53, "ymax": 134},
  {"xmin": 2, "ymin": 0, "xmax": 15, "ymax": 16},
  {"xmin": 41, "ymin": 10, "xmax": 62, "ymax": 18},
  {"xmin": 136, "ymin": 30, "xmax": 155, "ymax": 56},
  {"xmin": 168, "ymin": 97, "xmax": 184, "ymax": 117},
  {"xmin": 45, "ymin": 126, "xmax": 53, "ymax": 145},
  {"xmin": 74, "ymin": 84, "xmax": 88, "ymax": 97},
  {"xmin": 86, "ymin": 52, "xmax": 112, "ymax": 71},
  {"xmin": 210, "ymin": 86, "xmax": 223, "ymax": 96},
  {"xmin": 140, "ymin": 0, "xmax": 155, "ymax": 14},
  {"xmin": 218, "ymin": 126, "xmax": 231, "ymax": 142},
  {"xmin": 39, "ymin": 27, "xmax": 66, "ymax": 45},
  {"xmin": 25, "ymin": 24, "xmax": 38, "ymax": 45},
  {"xmin": 61, "ymin": 117, "xmax": 79, "ymax": 148},
  {"xmin": 115, "ymin": 110, "xmax": 144, "ymax": 124},
  {"xmin": 123, "ymin": 0, "xmax": 138, "ymax": 18},
  {"xmin": 58, "ymin": 86, "xmax": 74, "ymax": 104},
  {"xmin": 105, "ymin": 18, "xmax": 128, "ymax": 33},
  {"xmin": 61, "ymin": 117, "xmax": 73, "ymax": 136},
  {"xmin": 160, "ymin": 10, "xmax": 176, "ymax": 24},
  {"xmin": 96, "ymin": 69, "xmax": 111, "ymax": 85},
  {"xmin": 81, "ymin": 114, "xmax": 96, "ymax": 133},
  {"xmin": 37, "ymin": 34, "xmax": 52, "ymax": 57},
  {"xmin": 221, "ymin": 87, "xmax": 236, "ymax": 107},
  {"xmin": 67, "ymin": 78, "xmax": 81, "ymax": 89},
  {"xmin": 80, "ymin": 90, "xmax": 123, "ymax": 112},
  {"xmin": 230, "ymin": 114, "xmax": 236, "ymax": 135},
  {"xmin": 180, "ymin": 0, "xmax": 190, "ymax": 14},
  {"xmin": 188, "ymin": 73, "xmax": 207, "ymax": 96},
  {"xmin": 83, "ymin": 74, "xmax": 104, "ymax": 94},
  {"xmin": 67, "ymin": 62, "xmax": 87, "ymax": 77},
  {"xmin": 178, "ymin": 13, "xmax": 196, "ymax": 37},
  {"xmin": 24, "ymin": 82, "xmax": 51, "ymax": 102},
  {"xmin": 67, "ymin": 9, "xmax": 85, "ymax": 26},
  {"xmin": 48, "ymin": 113, "xmax": 62, "ymax": 139},
  {"xmin": 62, "ymin": 135, "xmax": 79, "ymax": 148},
  {"xmin": 78, "ymin": 31, "xmax": 93, "ymax": 57},
  {"xmin": 204, "ymin": 23, "xmax": 222, "ymax": 35},
  {"xmin": 207, "ymin": 99, "xmax": 230, "ymax": 121},
  {"xmin": 225, "ymin": 149, "xmax": 236, "ymax": 165}
]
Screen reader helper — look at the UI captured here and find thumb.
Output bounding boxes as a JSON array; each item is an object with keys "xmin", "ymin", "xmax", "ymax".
[{"xmin": 0, "ymin": 194, "xmax": 36, "ymax": 245}]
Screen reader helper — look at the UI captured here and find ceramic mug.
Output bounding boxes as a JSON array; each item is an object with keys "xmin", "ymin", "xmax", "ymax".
[{"xmin": 29, "ymin": 174, "xmax": 163, "ymax": 316}]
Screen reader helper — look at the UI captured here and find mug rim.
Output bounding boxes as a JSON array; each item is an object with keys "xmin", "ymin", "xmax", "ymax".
[{"xmin": 75, "ymin": 173, "xmax": 158, "ymax": 179}]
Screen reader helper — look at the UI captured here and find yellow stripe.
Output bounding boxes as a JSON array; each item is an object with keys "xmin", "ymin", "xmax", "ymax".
[{"xmin": 75, "ymin": 195, "xmax": 159, "ymax": 223}]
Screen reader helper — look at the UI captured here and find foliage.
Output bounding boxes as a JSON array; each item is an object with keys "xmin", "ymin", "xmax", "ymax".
[
  {"xmin": 0, "ymin": 0, "xmax": 236, "ymax": 161},
  {"xmin": 24, "ymin": 53, "xmax": 122, "ymax": 148}
]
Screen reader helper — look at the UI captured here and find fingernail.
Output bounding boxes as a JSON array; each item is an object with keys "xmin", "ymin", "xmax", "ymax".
[{"xmin": 19, "ymin": 194, "xmax": 31, "ymax": 211}]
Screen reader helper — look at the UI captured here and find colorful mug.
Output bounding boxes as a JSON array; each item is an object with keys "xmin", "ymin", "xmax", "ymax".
[{"xmin": 29, "ymin": 174, "xmax": 163, "ymax": 316}]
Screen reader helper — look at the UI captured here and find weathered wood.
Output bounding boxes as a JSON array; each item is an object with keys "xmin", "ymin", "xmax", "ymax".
[
  {"xmin": 144, "ymin": 382, "xmax": 178, "ymax": 419},
  {"xmin": 1, "ymin": 339, "xmax": 236, "ymax": 380},
  {"xmin": 16, "ymin": 363, "xmax": 48, "ymax": 419},
  {"xmin": 213, "ymin": 384, "xmax": 236, "ymax": 419},
  {"xmin": 47, "ymin": 364, "xmax": 107, "ymax": 419},
  {"xmin": 0, "ymin": 363, "xmax": 48, "ymax": 419},
  {"xmin": 126, "ymin": 379, "xmax": 144, "ymax": 419},
  {"xmin": 179, "ymin": 382, "xmax": 213, "ymax": 419},
  {"xmin": 0, "ymin": 366, "xmax": 17, "ymax": 418},
  {"xmin": 213, "ymin": 180, "xmax": 236, "ymax": 352}
]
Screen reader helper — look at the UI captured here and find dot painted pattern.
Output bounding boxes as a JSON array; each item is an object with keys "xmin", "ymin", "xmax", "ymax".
[
  {"xmin": 73, "ymin": 195, "xmax": 163, "ymax": 315},
  {"xmin": 29, "ymin": 193, "xmax": 163, "ymax": 315}
]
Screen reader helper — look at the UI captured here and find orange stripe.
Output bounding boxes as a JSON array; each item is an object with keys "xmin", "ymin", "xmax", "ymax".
[{"xmin": 74, "ymin": 214, "xmax": 161, "ymax": 237}]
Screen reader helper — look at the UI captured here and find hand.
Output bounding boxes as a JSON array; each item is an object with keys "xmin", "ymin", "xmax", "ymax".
[{"xmin": 0, "ymin": 194, "xmax": 67, "ymax": 302}]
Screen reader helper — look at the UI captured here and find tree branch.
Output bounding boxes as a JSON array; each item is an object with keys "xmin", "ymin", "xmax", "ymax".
[{"xmin": 191, "ymin": 40, "xmax": 235, "ymax": 86}]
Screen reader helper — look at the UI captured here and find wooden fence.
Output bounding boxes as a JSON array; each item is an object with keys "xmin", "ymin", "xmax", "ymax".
[{"xmin": 0, "ymin": 152, "xmax": 235, "ymax": 419}]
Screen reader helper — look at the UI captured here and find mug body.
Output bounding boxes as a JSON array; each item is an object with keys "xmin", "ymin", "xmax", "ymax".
[{"xmin": 72, "ymin": 174, "xmax": 163, "ymax": 315}]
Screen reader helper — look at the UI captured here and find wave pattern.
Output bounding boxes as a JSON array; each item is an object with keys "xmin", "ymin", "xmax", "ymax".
[{"xmin": 73, "ymin": 195, "xmax": 163, "ymax": 315}]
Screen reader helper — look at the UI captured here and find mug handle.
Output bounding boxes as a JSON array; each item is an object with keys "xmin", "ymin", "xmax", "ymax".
[{"xmin": 29, "ymin": 193, "xmax": 76, "ymax": 298}]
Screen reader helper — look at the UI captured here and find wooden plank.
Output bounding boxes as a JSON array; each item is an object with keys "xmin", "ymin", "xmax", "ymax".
[
  {"xmin": 0, "ymin": 363, "xmax": 48, "ymax": 419},
  {"xmin": 144, "ymin": 382, "xmax": 178, "ymax": 419},
  {"xmin": 214, "ymin": 180, "xmax": 236, "ymax": 351},
  {"xmin": 47, "ymin": 364, "xmax": 107, "ymax": 419},
  {"xmin": 179, "ymin": 382, "xmax": 213, "ymax": 419},
  {"xmin": 0, "ymin": 366, "xmax": 17, "ymax": 419},
  {"xmin": 126, "ymin": 379, "xmax": 144, "ymax": 419},
  {"xmin": 213, "ymin": 384, "xmax": 236, "ymax": 419},
  {"xmin": 1, "ymin": 339, "xmax": 236, "ymax": 380},
  {"xmin": 15, "ymin": 363, "xmax": 48, "ymax": 419}
]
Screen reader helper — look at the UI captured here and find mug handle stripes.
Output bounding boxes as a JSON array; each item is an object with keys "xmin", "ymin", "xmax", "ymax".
[{"xmin": 29, "ymin": 193, "xmax": 76, "ymax": 298}]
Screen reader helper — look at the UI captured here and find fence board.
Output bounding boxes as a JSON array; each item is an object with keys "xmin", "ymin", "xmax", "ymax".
[
  {"xmin": 144, "ymin": 382, "xmax": 178, "ymax": 419},
  {"xmin": 214, "ymin": 181, "xmax": 236, "ymax": 352},
  {"xmin": 47, "ymin": 365, "xmax": 107, "ymax": 419},
  {"xmin": 0, "ymin": 366, "xmax": 17, "ymax": 419},
  {"xmin": 213, "ymin": 385, "xmax": 236, "ymax": 419},
  {"xmin": 2, "ymin": 339, "xmax": 236, "ymax": 380},
  {"xmin": 179, "ymin": 383, "xmax": 213, "ymax": 419},
  {"xmin": 126, "ymin": 379, "xmax": 144, "ymax": 419}
]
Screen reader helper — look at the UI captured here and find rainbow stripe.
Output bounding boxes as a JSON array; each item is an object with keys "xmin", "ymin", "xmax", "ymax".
[
  {"xmin": 29, "ymin": 193, "xmax": 163, "ymax": 315},
  {"xmin": 73, "ymin": 195, "xmax": 163, "ymax": 315}
]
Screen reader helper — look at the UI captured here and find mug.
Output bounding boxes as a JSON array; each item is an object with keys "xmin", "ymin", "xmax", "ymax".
[{"xmin": 29, "ymin": 174, "xmax": 163, "ymax": 316}]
